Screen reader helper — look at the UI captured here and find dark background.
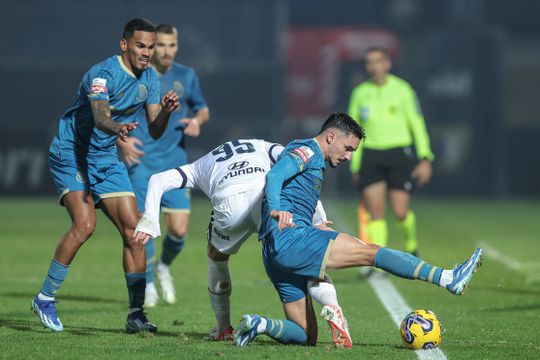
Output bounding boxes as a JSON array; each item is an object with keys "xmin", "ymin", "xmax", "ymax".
[{"xmin": 1, "ymin": 0, "xmax": 538, "ymax": 198}]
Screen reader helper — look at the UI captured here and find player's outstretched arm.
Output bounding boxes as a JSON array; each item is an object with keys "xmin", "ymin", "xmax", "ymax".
[
  {"xmin": 145, "ymin": 90, "xmax": 180, "ymax": 139},
  {"xmin": 266, "ymin": 155, "xmax": 302, "ymax": 230},
  {"xmin": 90, "ymin": 100, "xmax": 138, "ymax": 142},
  {"xmin": 134, "ymin": 167, "xmax": 189, "ymax": 243}
]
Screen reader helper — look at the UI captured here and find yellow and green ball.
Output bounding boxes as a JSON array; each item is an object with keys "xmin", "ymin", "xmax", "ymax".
[{"xmin": 400, "ymin": 309, "xmax": 443, "ymax": 350}]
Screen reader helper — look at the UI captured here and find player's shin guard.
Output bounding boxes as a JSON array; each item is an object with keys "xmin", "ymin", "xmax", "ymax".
[
  {"xmin": 160, "ymin": 234, "xmax": 185, "ymax": 266},
  {"xmin": 368, "ymin": 219, "xmax": 388, "ymax": 247},
  {"xmin": 125, "ymin": 272, "xmax": 146, "ymax": 310},
  {"xmin": 145, "ymin": 239, "xmax": 156, "ymax": 285},
  {"xmin": 39, "ymin": 259, "xmax": 69, "ymax": 298},
  {"xmin": 374, "ymin": 248, "xmax": 442, "ymax": 285},
  {"xmin": 208, "ymin": 258, "xmax": 231, "ymax": 331},
  {"xmin": 265, "ymin": 319, "xmax": 308, "ymax": 345},
  {"xmin": 397, "ymin": 211, "xmax": 418, "ymax": 253}
]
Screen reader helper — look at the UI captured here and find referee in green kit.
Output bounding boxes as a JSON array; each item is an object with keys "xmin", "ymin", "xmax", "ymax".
[{"xmin": 348, "ymin": 46, "xmax": 433, "ymax": 256}]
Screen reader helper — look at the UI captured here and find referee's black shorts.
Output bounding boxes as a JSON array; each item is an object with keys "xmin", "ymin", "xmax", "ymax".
[{"xmin": 357, "ymin": 146, "xmax": 417, "ymax": 192}]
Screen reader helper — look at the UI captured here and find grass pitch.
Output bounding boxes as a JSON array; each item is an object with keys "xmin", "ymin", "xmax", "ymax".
[{"xmin": 0, "ymin": 197, "xmax": 539, "ymax": 359}]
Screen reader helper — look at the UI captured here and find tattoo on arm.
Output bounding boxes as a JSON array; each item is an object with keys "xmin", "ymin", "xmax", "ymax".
[{"xmin": 91, "ymin": 100, "xmax": 119, "ymax": 135}]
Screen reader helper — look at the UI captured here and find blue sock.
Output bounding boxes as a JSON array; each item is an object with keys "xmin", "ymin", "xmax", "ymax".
[
  {"xmin": 145, "ymin": 238, "xmax": 156, "ymax": 285},
  {"xmin": 374, "ymin": 248, "xmax": 442, "ymax": 284},
  {"xmin": 40, "ymin": 259, "xmax": 69, "ymax": 298},
  {"xmin": 125, "ymin": 272, "xmax": 146, "ymax": 309},
  {"xmin": 160, "ymin": 234, "xmax": 185, "ymax": 266},
  {"xmin": 264, "ymin": 318, "xmax": 307, "ymax": 345}
]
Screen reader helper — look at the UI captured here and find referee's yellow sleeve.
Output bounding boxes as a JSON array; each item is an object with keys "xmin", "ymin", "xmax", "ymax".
[{"xmin": 403, "ymin": 87, "xmax": 434, "ymax": 161}]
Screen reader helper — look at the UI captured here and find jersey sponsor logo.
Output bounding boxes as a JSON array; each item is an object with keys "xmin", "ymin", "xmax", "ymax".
[
  {"xmin": 292, "ymin": 146, "xmax": 314, "ymax": 163},
  {"xmin": 136, "ymin": 84, "xmax": 148, "ymax": 102},
  {"xmin": 217, "ymin": 166, "xmax": 266, "ymax": 186},
  {"xmin": 228, "ymin": 161, "xmax": 249, "ymax": 170},
  {"xmin": 91, "ymin": 78, "xmax": 107, "ymax": 94}
]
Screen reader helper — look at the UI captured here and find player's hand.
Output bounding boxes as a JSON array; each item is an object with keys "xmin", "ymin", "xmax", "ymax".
[
  {"xmin": 316, "ymin": 220, "xmax": 334, "ymax": 231},
  {"xmin": 117, "ymin": 122, "xmax": 138, "ymax": 142},
  {"xmin": 270, "ymin": 210, "xmax": 295, "ymax": 231},
  {"xmin": 161, "ymin": 90, "xmax": 180, "ymax": 113},
  {"xmin": 411, "ymin": 160, "xmax": 432, "ymax": 187},
  {"xmin": 180, "ymin": 118, "xmax": 201, "ymax": 137},
  {"xmin": 133, "ymin": 230, "xmax": 151, "ymax": 245},
  {"xmin": 117, "ymin": 137, "xmax": 145, "ymax": 166}
]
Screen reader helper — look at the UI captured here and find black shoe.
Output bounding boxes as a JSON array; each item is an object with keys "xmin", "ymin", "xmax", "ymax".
[
  {"xmin": 409, "ymin": 250, "xmax": 419, "ymax": 257},
  {"xmin": 126, "ymin": 310, "xmax": 158, "ymax": 334}
]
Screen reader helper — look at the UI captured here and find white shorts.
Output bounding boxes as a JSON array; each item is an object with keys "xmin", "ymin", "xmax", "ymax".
[{"xmin": 207, "ymin": 189, "xmax": 263, "ymax": 255}]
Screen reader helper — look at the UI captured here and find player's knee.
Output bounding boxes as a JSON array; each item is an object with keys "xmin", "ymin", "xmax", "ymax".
[
  {"xmin": 207, "ymin": 245, "xmax": 229, "ymax": 261},
  {"xmin": 168, "ymin": 223, "xmax": 188, "ymax": 239},
  {"xmin": 393, "ymin": 208, "xmax": 408, "ymax": 221},
  {"xmin": 72, "ymin": 219, "xmax": 96, "ymax": 240}
]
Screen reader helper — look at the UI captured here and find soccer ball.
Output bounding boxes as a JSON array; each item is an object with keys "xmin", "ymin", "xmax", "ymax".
[{"xmin": 400, "ymin": 309, "xmax": 443, "ymax": 350}]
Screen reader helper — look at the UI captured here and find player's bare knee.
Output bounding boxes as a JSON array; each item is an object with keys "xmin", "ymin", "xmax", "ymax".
[
  {"xmin": 72, "ymin": 219, "xmax": 96, "ymax": 240},
  {"xmin": 393, "ymin": 209, "xmax": 408, "ymax": 221},
  {"xmin": 168, "ymin": 224, "xmax": 188, "ymax": 239}
]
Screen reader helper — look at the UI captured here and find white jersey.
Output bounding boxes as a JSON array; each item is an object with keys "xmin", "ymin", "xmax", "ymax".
[
  {"xmin": 182, "ymin": 139, "xmax": 282, "ymax": 203},
  {"xmin": 136, "ymin": 139, "xmax": 282, "ymax": 239}
]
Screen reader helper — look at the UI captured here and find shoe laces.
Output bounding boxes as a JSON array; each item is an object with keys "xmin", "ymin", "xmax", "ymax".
[{"xmin": 41, "ymin": 300, "xmax": 59, "ymax": 316}]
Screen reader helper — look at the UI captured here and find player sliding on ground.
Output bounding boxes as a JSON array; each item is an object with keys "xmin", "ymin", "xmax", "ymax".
[
  {"xmin": 234, "ymin": 112, "xmax": 483, "ymax": 348},
  {"xmin": 133, "ymin": 139, "xmax": 351, "ymax": 345}
]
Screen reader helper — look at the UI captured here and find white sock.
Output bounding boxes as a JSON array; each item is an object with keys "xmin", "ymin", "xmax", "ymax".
[
  {"xmin": 308, "ymin": 274, "xmax": 339, "ymax": 307},
  {"xmin": 37, "ymin": 292, "xmax": 54, "ymax": 301},
  {"xmin": 438, "ymin": 269, "xmax": 454, "ymax": 287},
  {"xmin": 157, "ymin": 260, "xmax": 169, "ymax": 273},
  {"xmin": 257, "ymin": 317, "xmax": 268, "ymax": 334},
  {"xmin": 208, "ymin": 258, "xmax": 232, "ymax": 331},
  {"xmin": 146, "ymin": 282, "xmax": 157, "ymax": 293},
  {"xmin": 128, "ymin": 307, "xmax": 142, "ymax": 314}
]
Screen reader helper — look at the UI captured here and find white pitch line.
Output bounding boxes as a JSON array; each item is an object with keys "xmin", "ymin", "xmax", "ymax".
[
  {"xmin": 327, "ymin": 201, "xmax": 447, "ymax": 360},
  {"xmin": 478, "ymin": 241, "xmax": 540, "ymax": 284}
]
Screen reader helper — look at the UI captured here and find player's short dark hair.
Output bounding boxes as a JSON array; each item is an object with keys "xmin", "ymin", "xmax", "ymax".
[
  {"xmin": 318, "ymin": 112, "xmax": 366, "ymax": 141},
  {"xmin": 365, "ymin": 46, "xmax": 390, "ymax": 59},
  {"xmin": 156, "ymin": 23, "xmax": 178, "ymax": 35},
  {"xmin": 122, "ymin": 18, "xmax": 156, "ymax": 39}
]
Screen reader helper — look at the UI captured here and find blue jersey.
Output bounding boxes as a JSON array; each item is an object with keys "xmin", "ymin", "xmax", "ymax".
[
  {"xmin": 49, "ymin": 55, "xmax": 160, "ymax": 160},
  {"xmin": 130, "ymin": 62, "xmax": 207, "ymax": 171},
  {"xmin": 259, "ymin": 138, "xmax": 326, "ymax": 238}
]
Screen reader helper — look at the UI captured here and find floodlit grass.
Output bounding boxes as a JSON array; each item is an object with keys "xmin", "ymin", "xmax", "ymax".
[{"xmin": 1, "ymin": 197, "xmax": 539, "ymax": 359}]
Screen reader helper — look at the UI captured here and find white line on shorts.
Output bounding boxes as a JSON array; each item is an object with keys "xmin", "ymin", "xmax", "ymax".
[{"xmin": 327, "ymin": 201, "xmax": 447, "ymax": 360}]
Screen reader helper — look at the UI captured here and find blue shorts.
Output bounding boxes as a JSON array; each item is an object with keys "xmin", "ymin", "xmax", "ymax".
[
  {"xmin": 262, "ymin": 225, "xmax": 338, "ymax": 303},
  {"xmin": 129, "ymin": 163, "xmax": 190, "ymax": 213},
  {"xmin": 48, "ymin": 149, "xmax": 134, "ymax": 206}
]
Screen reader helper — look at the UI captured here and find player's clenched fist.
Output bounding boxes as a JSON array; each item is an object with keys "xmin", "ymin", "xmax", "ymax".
[{"xmin": 161, "ymin": 90, "xmax": 180, "ymax": 113}]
